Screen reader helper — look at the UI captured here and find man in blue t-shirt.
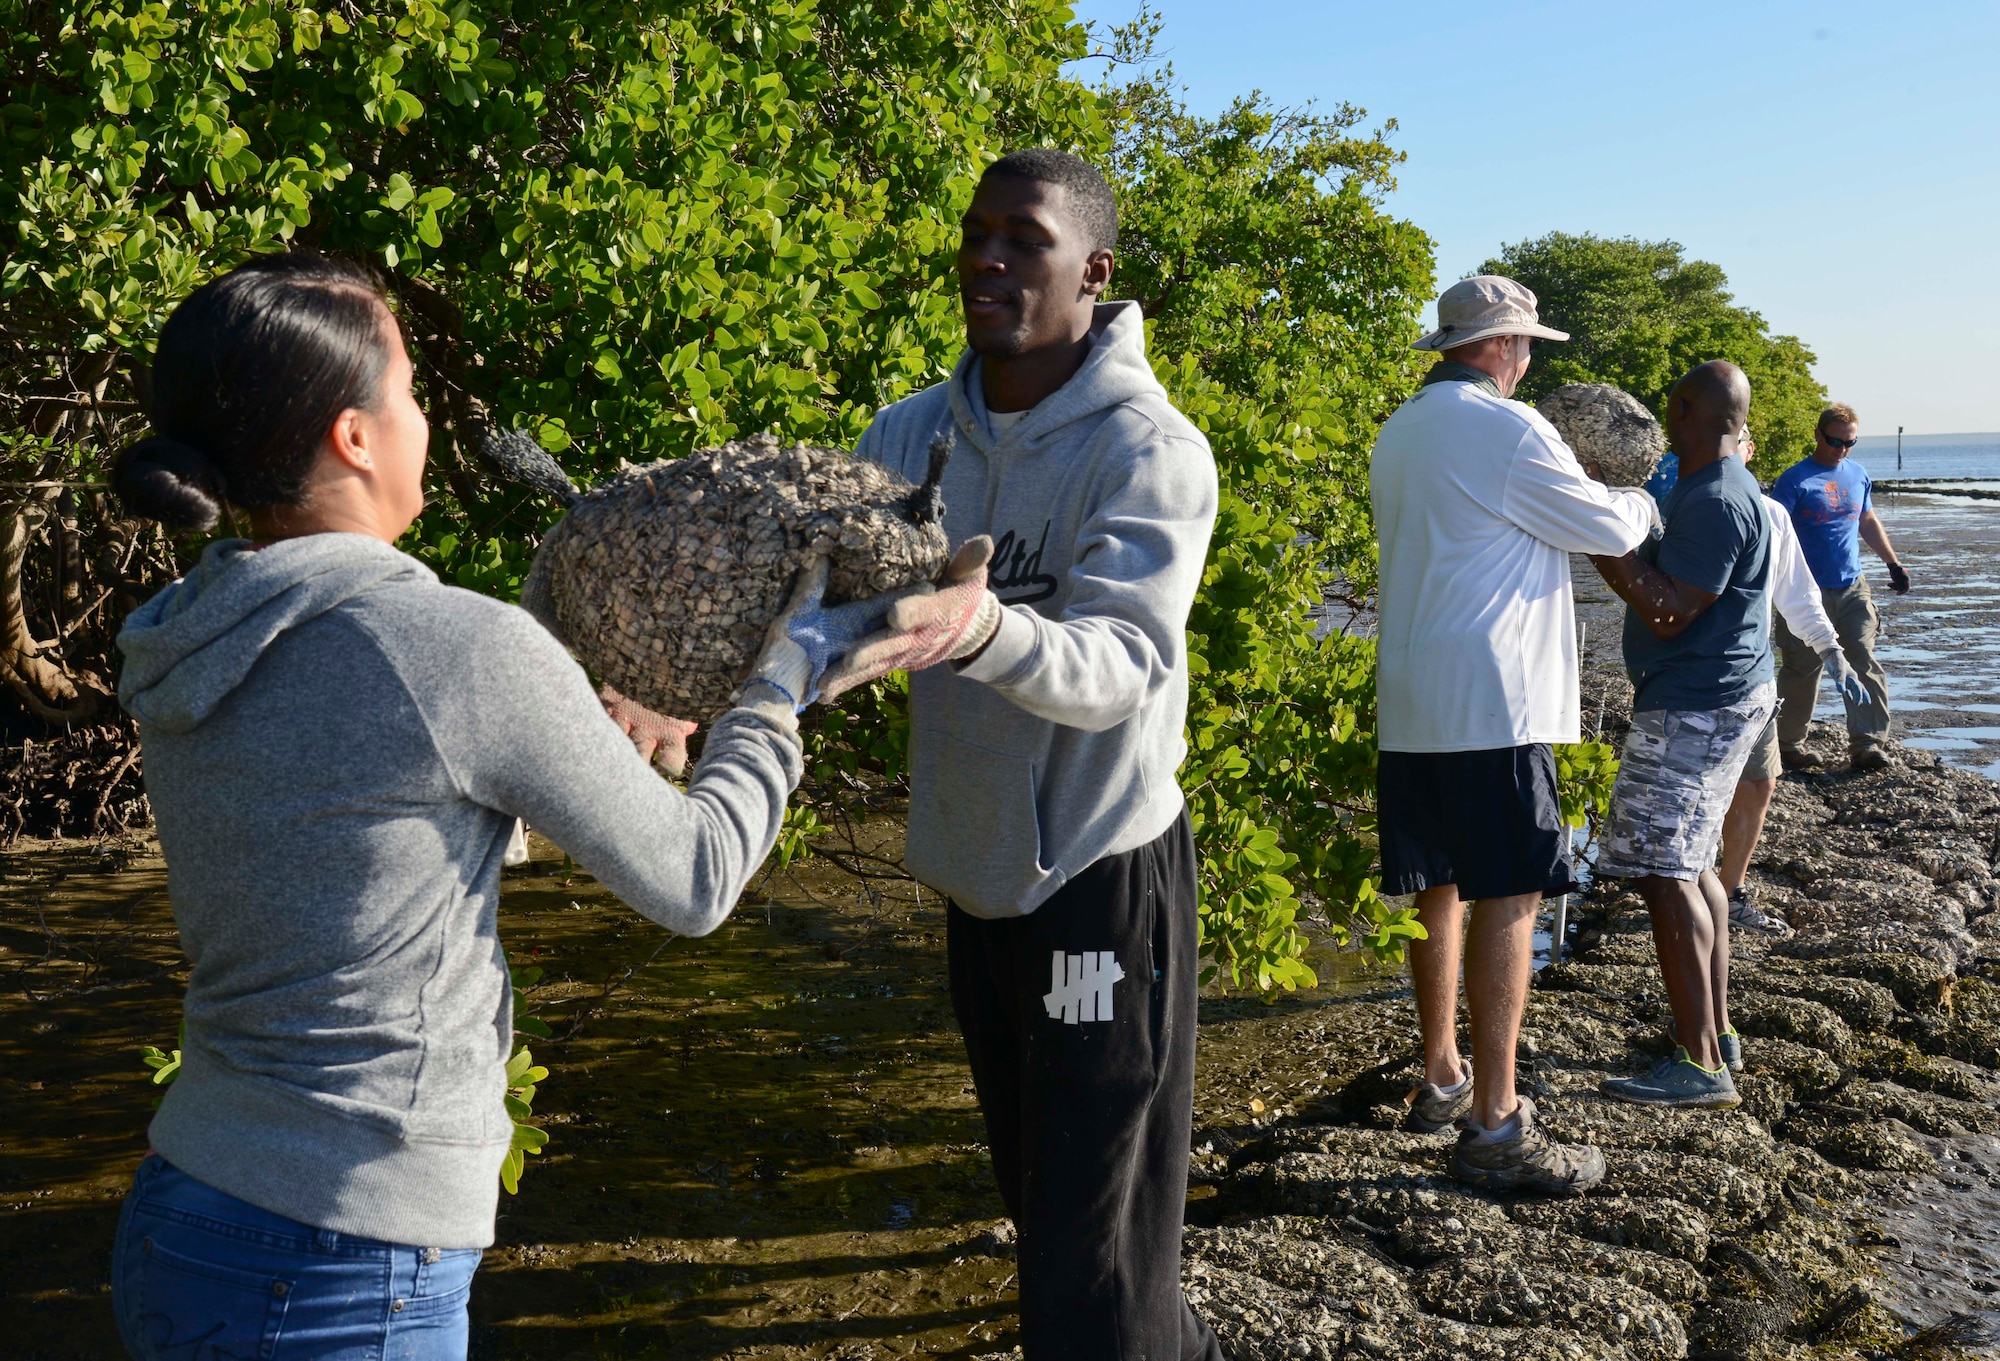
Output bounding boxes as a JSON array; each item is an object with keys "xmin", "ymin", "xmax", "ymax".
[
  {"xmin": 1587, "ymin": 361, "xmax": 1774, "ymax": 1112},
  {"xmin": 1767, "ymin": 402, "xmax": 1907, "ymax": 771}
]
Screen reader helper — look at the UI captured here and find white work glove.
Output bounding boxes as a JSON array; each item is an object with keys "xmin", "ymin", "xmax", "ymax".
[
  {"xmin": 736, "ymin": 556, "xmax": 842, "ymax": 725},
  {"xmin": 1820, "ymin": 646, "xmax": 1881, "ymax": 725},
  {"xmin": 818, "ymin": 536, "xmax": 1001, "ymax": 702},
  {"xmin": 1608, "ymin": 486, "xmax": 1663, "ymax": 539}
]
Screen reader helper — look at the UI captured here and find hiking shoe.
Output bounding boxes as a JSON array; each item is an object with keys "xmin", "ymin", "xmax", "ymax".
[
  {"xmin": 1850, "ymin": 743, "xmax": 1892, "ymax": 772},
  {"xmin": 1727, "ymin": 886, "xmax": 1793, "ymax": 938},
  {"xmin": 1450, "ymin": 1096, "xmax": 1604, "ymax": 1196},
  {"xmin": 1405, "ymin": 1060, "xmax": 1475, "ymax": 1133},
  {"xmin": 1602, "ymin": 1048, "xmax": 1740, "ymax": 1108},
  {"xmin": 1779, "ymin": 745, "xmax": 1824, "ymax": 770}
]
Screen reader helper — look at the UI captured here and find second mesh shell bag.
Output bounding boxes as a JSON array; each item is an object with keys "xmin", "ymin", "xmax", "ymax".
[{"xmin": 1535, "ymin": 383, "xmax": 1666, "ymax": 488}]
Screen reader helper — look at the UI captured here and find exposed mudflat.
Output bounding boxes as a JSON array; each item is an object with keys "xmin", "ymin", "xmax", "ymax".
[
  {"xmin": 1866, "ymin": 488, "xmax": 2000, "ymax": 779},
  {"xmin": 1177, "ymin": 716, "xmax": 2000, "ymax": 1359}
]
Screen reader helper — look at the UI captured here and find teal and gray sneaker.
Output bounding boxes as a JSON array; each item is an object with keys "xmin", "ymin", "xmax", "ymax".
[
  {"xmin": 1601, "ymin": 1047, "xmax": 1740, "ymax": 1109},
  {"xmin": 1661, "ymin": 1026, "xmax": 1745, "ymax": 1074}
]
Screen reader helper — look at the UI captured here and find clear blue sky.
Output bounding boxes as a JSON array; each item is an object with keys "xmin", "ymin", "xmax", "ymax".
[{"xmin": 1069, "ymin": 1, "xmax": 1998, "ymax": 435}]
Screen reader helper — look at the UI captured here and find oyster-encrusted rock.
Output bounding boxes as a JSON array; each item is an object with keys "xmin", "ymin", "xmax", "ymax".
[
  {"xmin": 1178, "ymin": 667, "xmax": 2000, "ymax": 1358},
  {"xmin": 1536, "ymin": 383, "xmax": 1666, "ymax": 488},
  {"xmin": 517, "ymin": 431, "xmax": 951, "ymax": 722}
]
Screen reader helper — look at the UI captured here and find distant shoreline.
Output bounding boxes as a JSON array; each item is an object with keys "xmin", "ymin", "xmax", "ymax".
[{"xmin": 1854, "ymin": 431, "xmax": 2000, "ymax": 446}]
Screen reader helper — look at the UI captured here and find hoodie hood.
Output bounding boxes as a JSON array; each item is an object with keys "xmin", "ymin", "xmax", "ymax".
[
  {"xmin": 118, "ymin": 533, "xmax": 433, "ymax": 733},
  {"xmin": 948, "ymin": 300, "xmax": 1164, "ymax": 455}
]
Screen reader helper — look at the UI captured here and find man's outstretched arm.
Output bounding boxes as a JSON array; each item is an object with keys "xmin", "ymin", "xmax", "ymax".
[
  {"xmin": 1589, "ymin": 552, "xmax": 1720, "ymax": 641},
  {"xmin": 1859, "ymin": 509, "xmax": 1909, "ymax": 592}
]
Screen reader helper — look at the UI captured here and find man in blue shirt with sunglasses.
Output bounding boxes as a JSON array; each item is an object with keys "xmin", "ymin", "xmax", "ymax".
[{"xmin": 1768, "ymin": 402, "xmax": 1908, "ymax": 771}]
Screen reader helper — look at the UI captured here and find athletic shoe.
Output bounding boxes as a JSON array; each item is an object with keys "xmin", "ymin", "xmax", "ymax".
[
  {"xmin": 1601, "ymin": 1048, "xmax": 1740, "ymax": 1109},
  {"xmin": 1660, "ymin": 1026, "xmax": 1744, "ymax": 1072},
  {"xmin": 1850, "ymin": 743, "xmax": 1892, "ymax": 772},
  {"xmin": 1405, "ymin": 1060, "xmax": 1475, "ymax": 1133},
  {"xmin": 1727, "ymin": 886, "xmax": 1793, "ymax": 938},
  {"xmin": 1449, "ymin": 1096, "xmax": 1604, "ymax": 1196},
  {"xmin": 1779, "ymin": 746, "xmax": 1823, "ymax": 770}
]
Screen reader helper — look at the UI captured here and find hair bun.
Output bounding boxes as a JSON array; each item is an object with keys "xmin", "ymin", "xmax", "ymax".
[{"xmin": 114, "ymin": 435, "xmax": 226, "ymax": 531}]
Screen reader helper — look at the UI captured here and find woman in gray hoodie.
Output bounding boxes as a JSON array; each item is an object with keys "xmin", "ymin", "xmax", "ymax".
[{"xmin": 108, "ymin": 254, "xmax": 832, "ymax": 1359}]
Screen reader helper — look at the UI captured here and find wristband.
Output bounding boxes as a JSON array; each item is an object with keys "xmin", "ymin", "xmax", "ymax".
[{"xmin": 740, "ymin": 676, "xmax": 801, "ymax": 712}]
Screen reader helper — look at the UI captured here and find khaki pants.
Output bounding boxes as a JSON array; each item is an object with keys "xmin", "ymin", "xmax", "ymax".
[{"xmin": 1774, "ymin": 577, "xmax": 1892, "ymax": 752}]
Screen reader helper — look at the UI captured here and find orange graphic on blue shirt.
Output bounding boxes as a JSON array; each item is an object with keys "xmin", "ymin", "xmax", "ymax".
[{"xmin": 1796, "ymin": 477, "xmax": 1861, "ymax": 526}]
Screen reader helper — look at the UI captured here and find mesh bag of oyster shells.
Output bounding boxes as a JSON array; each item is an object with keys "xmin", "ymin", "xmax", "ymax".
[
  {"xmin": 504, "ymin": 431, "xmax": 951, "ymax": 723},
  {"xmin": 1536, "ymin": 382, "xmax": 1666, "ymax": 488}
]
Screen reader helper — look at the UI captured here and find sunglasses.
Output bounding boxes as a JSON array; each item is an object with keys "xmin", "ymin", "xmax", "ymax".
[{"xmin": 1820, "ymin": 433, "xmax": 1858, "ymax": 450}]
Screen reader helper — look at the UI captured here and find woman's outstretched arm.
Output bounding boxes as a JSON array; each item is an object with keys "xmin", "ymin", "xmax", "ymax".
[{"xmin": 389, "ymin": 593, "xmax": 802, "ymax": 936}]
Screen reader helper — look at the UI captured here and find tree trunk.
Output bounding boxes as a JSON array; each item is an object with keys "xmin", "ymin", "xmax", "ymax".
[
  {"xmin": 0, "ymin": 495, "xmax": 107, "ymax": 724},
  {"xmin": 0, "ymin": 351, "xmax": 123, "ymax": 726}
]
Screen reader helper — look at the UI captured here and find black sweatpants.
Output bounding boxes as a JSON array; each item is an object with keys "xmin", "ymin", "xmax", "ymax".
[{"xmin": 948, "ymin": 810, "xmax": 1222, "ymax": 1361}]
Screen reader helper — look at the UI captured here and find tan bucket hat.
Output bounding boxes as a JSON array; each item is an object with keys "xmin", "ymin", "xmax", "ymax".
[{"xmin": 1413, "ymin": 275, "xmax": 1570, "ymax": 351}]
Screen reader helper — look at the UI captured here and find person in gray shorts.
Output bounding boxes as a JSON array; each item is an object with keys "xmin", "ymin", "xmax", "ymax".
[{"xmin": 1588, "ymin": 361, "xmax": 1774, "ymax": 1110}]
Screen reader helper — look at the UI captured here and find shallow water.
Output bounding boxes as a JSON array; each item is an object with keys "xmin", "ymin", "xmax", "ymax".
[
  {"xmin": 1868, "ymin": 1128, "xmax": 2000, "ymax": 1354},
  {"xmin": 1865, "ymin": 491, "xmax": 2000, "ymax": 783},
  {"xmin": 0, "ymin": 828, "xmax": 1413, "ymax": 1359},
  {"xmin": 1575, "ymin": 490, "xmax": 2000, "ymax": 783}
]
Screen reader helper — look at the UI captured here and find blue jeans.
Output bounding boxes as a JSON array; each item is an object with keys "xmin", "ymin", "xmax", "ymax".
[{"xmin": 113, "ymin": 1155, "xmax": 481, "ymax": 1360}]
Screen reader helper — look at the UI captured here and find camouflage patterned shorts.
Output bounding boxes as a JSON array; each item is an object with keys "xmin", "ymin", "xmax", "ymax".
[{"xmin": 1596, "ymin": 683, "xmax": 1776, "ymax": 882}]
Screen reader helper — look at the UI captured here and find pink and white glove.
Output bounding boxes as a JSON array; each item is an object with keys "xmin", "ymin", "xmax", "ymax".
[
  {"xmin": 818, "ymin": 536, "xmax": 1002, "ymax": 702},
  {"xmin": 599, "ymin": 684, "xmax": 699, "ymax": 777}
]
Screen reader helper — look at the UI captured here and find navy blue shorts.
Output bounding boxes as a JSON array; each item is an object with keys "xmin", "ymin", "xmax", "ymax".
[{"xmin": 1377, "ymin": 743, "xmax": 1576, "ymax": 901}]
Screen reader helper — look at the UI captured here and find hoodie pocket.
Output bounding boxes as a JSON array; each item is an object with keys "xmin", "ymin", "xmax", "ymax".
[{"xmin": 905, "ymin": 728, "xmax": 1052, "ymax": 917}]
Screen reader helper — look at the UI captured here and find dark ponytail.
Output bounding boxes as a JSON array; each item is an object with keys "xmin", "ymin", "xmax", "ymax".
[{"xmin": 115, "ymin": 254, "xmax": 400, "ymax": 531}]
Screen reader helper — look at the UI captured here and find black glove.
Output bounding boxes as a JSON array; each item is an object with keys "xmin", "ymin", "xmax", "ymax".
[{"xmin": 1887, "ymin": 561, "xmax": 1910, "ymax": 594}]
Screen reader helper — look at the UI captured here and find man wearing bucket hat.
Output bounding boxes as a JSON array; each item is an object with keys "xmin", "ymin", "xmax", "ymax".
[{"xmin": 1372, "ymin": 276, "xmax": 1656, "ymax": 1194}]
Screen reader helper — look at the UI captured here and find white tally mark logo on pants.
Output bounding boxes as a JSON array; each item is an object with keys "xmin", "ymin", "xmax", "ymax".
[{"xmin": 1044, "ymin": 951, "xmax": 1124, "ymax": 1024}]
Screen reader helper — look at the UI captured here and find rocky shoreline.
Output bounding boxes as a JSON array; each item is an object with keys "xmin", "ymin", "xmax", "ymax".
[{"xmin": 1177, "ymin": 707, "xmax": 2000, "ymax": 1360}]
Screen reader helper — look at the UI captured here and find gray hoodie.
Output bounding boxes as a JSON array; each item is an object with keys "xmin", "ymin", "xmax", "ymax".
[
  {"xmin": 856, "ymin": 301, "xmax": 1217, "ymax": 917},
  {"xmin": 118, "ymin": 533, "xmax": 799, "ymax": 1248}
]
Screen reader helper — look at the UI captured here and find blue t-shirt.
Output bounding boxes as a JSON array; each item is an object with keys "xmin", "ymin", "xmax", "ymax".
[
  {"xmin": 1769, "ymin": 455, "xmax": 1871, "ymax": 589},
  {"xmin": 1644, "ymin": 451, "xmax": 1680, "ymax": 504},
  {"xmin": 1622, "ymin": 455, "xmax": 1774, "ymax": 712}
]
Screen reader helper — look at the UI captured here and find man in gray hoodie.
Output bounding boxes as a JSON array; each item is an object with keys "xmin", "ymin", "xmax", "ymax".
[{"xmin": 848, "ymin": 149, "xmax": 1221, "ymax": 1359}]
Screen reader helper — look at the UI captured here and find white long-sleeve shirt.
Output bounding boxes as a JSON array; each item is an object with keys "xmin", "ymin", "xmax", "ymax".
[
  {"xmin": 1763, "ymin": 493, "xmax": 1839, "ymax": 653},
  {"xmin": 1371, "ymin": 380, "xmax": 1655, "ymax": 752}
]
